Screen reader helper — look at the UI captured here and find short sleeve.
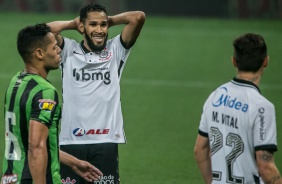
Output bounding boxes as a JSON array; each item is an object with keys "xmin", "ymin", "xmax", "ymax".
[{"xmin": 30, "ymin": 89, "xmax": 59, "ymax": 128}]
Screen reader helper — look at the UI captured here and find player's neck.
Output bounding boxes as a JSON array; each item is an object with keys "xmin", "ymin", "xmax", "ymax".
[
  {"xmin": 236, "ymin": 72, "xmax": 261, "ymax": 86},
  {"xmin": 24, "ymin": 65, "xmax": 47, "ymax": 79}
]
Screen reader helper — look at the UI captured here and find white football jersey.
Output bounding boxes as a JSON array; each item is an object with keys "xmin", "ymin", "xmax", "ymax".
[
  {"xmin": 59, "ymin": 35, "xmax": 131, "ymax": 145},
  {"xmin": 199, "ymin": 78, "xmax": 277, "ymax": 184}
]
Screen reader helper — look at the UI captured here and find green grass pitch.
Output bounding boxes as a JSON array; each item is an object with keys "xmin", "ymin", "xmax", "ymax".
[{"xmin": 0, "ymin": 12, "xmax": 281, "ymax": 184}]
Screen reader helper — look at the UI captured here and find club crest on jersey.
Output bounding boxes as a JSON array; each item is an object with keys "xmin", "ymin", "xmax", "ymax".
[
  {"xmin": 61, "ymin": 177, "xmax": 76, "ymax": 184},
  {"xmin": 99, "ymin": 49, "xmax": 112, "ymax": 61},
  {"xmin": 73, "ymin": 128, "xmax": 86, "ymax": 136},
  {"xmin": 38, "ymin": 99, "xmax": 56, "ymax": 112},
  {"xmin": 99, "ymin": 50, "xmax": 108, "ymax": 58}
]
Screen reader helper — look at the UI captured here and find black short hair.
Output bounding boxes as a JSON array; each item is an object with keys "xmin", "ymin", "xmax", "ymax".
[
  {"xmin": 79, "ymin": 3, "xmax": 107, "ymax": 23},
  {"xmin": 17, "ymin": 23, "xmax": 51, "ymax": 62},
  {"xmin": 233, "ymin": 33, "xmax": 267, "ymax": 72}
]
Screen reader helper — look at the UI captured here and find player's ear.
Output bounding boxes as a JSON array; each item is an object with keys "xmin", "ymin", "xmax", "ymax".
[
  {"xmin": 263, "ymin": 56, "xmax": 269, "ymax": 68},
  {"xmin": 78, "ymin": 22, "xmax": 84, "ymax": 34},
  {"xmin": 34, "ymin": 48, "xmax": 44, "ymax": 60},
  {"xmin": 231, "ymin": 56, "xmax": 237, "ymax": 67}
]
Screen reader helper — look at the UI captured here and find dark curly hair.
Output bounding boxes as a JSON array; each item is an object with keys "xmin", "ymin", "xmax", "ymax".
[{"xmin": 79, "ymin": 3, "xmax": 107, "ymax": 23}]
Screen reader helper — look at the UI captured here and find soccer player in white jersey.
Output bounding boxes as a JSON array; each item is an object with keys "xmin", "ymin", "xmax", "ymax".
[
  {"xmin": 194, "ymin": 33, "xmax": 282, "ymax": 184},
  {"xmin": 47, "ymin": 3, "xmax": 145, "ymax": 184}
]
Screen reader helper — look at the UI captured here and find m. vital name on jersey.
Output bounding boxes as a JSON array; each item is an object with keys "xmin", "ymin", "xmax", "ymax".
[
  {"xmin": 212, "ymin": 87, "xmax": 248, "ymax": 112},
  {"xmin": 212, "ymin": 111, "xmax": 238, "ymax": 129},
  {"xmin": 72, "ymin": 68, "xmax": 111, "ymax": 85},
  {"xmin": 73, "ymin": 128, "xmax": 110, "ymax": 137}
]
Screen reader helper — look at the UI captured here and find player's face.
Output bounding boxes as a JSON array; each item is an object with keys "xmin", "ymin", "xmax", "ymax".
[
  {"xmin": 43, "ymin": 33, "xmax": 61, "ymax": 71},
  {"xmin": 83, "ymin": 11, "xmax": 109, "ymax": 52}
]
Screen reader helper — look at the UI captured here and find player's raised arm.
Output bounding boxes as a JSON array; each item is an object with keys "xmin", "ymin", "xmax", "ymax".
[
  {"xmin": 108, "ymin": 11, "xmax": 145, "ymax": 48},
  {"xmin": 47, "ymin": 17, "xmax": 80, "ymax": 47}
]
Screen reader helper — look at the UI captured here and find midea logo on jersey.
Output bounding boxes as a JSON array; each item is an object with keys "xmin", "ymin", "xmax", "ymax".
[
  {"xmin": 212, "ymin": 87, "xmax": 249, "ymax": 112},
  {"xmin": 73, "ymin": 128, "xmax": 110, "ymax": 137},
  {"xmin": 73, "ymin": 68, "xmax": 111, "ymax": 85}
]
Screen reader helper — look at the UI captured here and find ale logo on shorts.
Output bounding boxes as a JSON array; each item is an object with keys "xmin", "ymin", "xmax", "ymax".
[
  {"xmin": 73, "ymin": 128, "xmax": 86, "ymax": 136},
  {"xmin": 61, "ymin": 177, "xmax": 76, "ymax": 184}
]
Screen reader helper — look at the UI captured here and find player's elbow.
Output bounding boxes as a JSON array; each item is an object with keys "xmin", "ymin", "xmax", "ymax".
[
  {"xmin": 194, "ymin": 145, "xmax": 205, "ymax": 162},
  {"xmin": 257, "ymin": 160, "xmax": 281, "ymax": 183},
  {"xmin": 135, "ymin": 11, "xmax": 146, "ymax": 25},
  {"xmin": 257, "ymin": 162, "xmax": 273, "ymax": 177},
  {"xmin": 28, "ymin": 141, "xmax": 45, "ymax": 156}
]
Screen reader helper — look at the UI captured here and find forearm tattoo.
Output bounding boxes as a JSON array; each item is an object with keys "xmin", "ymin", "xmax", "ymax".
[
  {"xmin": 259, "ymin": 151, "xmax": 282, "ymax": 184},
  {"xmin": 260, "ymin": 151, "xmax": 274, "ymax": 162}
]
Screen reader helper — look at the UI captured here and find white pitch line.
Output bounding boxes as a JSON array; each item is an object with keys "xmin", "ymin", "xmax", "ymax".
[
  {"xmin": 0, "ymin": 73, "xmax": 281, "ymax": 90},
  {"xmin": 121, "ymin": 78, "xmax": 217, "ymax": 88},
  {"xmin": 121, "ymin": 78, "xmax": 282, "ymax": 90}
]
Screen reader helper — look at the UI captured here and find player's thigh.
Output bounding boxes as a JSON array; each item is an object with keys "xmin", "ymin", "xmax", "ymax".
[
  {"xmin": 20, "ymin": 179, "xmax": 32, "ymax": 184},
  {"xmin": 89, "ymin": 143, "xmax": 120, "ymax": 184},
  {"xmin": 60, "ymin": 144, "xmax": 89, "ymax": 184}
]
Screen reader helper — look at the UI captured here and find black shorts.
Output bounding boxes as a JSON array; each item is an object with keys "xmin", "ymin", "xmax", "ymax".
[{"xmin": 60, "ymin": 143, "xmax": 120, "ymax": 184}]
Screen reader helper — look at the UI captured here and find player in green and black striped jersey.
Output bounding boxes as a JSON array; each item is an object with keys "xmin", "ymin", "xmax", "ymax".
[
  {"xmin": 1, "ymin": 23, "xmax": 102, "ymax": 184},
  {"xmin": 3, "ymin": 72, "xmax": 61, "ymax": 184}
]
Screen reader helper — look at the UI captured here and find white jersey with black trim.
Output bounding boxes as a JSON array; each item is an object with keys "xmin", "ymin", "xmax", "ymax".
[
  {"xmin": 59, "ymin": 34, "xmax": 131, "ymax": 145},
  {"xmin": 198, "ymin": 78, "xmax": 277, "ymax": 184}
]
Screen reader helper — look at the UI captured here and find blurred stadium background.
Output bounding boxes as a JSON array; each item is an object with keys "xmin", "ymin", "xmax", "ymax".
[{"xmin": 0, "ymin": 0, "xmax": 281, "ymax": 183}]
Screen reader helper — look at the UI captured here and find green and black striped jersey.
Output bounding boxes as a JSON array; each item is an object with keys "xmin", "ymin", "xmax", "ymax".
[{"xmin": 1, "ymin": 72, "xmax": 61, "ymax": 184}]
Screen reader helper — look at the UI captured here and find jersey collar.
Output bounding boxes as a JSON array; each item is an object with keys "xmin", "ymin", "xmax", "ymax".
[
  {"xmin": 232, "ymin": 77, "xmax": 261, "ymax": 94},
  {"xmin": 80, "ymin": 40, "xmax": 91, "ymax": 54}
]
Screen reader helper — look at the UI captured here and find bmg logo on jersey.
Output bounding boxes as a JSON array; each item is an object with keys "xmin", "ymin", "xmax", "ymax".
[
  {"xmin": 212, "ymin": 87, "xmax": 249, "ymax": 112},
  {"xmin": 73, "ymin": 128, "xmax": 110, "ymax": 137},
  {"xmin": 72, "ymin": 68, "xmax": 111, "ymax": 85}
]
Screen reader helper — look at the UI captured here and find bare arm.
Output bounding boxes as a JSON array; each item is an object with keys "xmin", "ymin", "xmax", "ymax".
[
  {"xmin": 256, "ymin": 150, "xmax": 282, "ymax": 184},
  {"xmin": 28, "ymin": 120, "xmax": 49, "ymax": 184},
  {"xmin": 194, "ymin": 134, "xmax": 212, "ymax": 184},
  {"xmin": 47, "ymin": 17, "xmax": 80, "ymax": 47},
  {"xmin": 59, "ymin": 150, "xmax": 103, "ymax": 182},
  {"xmin": 108, "ymin": 11, "xmax": 146, "ymax": 48}
]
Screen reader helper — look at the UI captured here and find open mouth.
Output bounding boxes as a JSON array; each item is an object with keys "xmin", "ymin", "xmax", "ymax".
[{"xmin": 92, "ymin": 35, "xmax": 104, "ymax": 43}]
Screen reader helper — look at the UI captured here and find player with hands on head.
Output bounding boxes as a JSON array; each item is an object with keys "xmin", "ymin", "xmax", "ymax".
[
  {"xmin": 47, "ymin": 3, "xmax": 145, "ymax": 184},
  {"xmin": 194, "ymin": 33, "xmax": 282, "ymax": 184},
  {"xmin": 1, "ymin": 23, "xmax": 102, "ymax": 184}
]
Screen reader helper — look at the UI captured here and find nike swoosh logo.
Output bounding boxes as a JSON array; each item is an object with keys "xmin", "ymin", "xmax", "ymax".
[{"xmin": 73, "ymin": 51, "xmax": 84, "ymax": 55}]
